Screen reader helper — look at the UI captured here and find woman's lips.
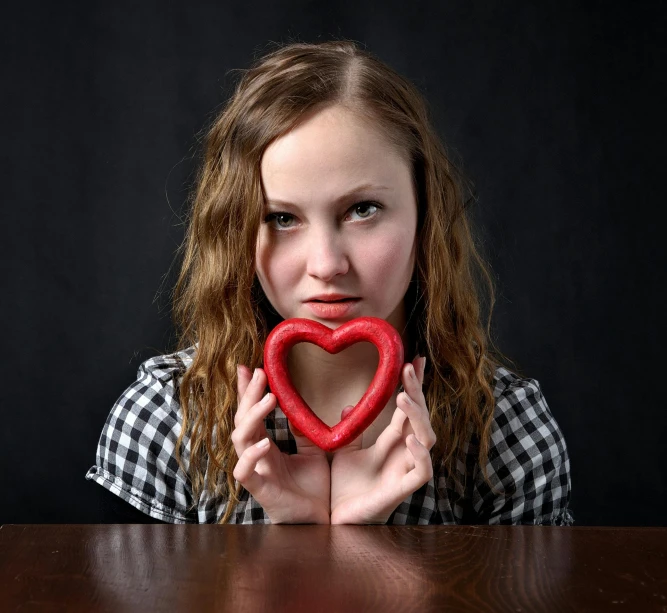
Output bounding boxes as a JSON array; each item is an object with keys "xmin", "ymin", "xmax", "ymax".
[{"xmin": 304, "ymin": 298, "xmax": 361, "ymax": 319}]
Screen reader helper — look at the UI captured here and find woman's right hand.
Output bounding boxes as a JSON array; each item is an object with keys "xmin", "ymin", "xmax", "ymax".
[{"xmin": 232, "ymin": 365, "xmax": 331, "ymax": 524}]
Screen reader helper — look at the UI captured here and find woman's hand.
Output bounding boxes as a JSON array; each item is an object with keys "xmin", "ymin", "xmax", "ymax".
[
  {"xmin": 329, "ymin": 357, "xmax": 436, "ymax": 525},
  {"xmin": 232, "ymin": 365, "xmax": 331, "ymax": 524}
]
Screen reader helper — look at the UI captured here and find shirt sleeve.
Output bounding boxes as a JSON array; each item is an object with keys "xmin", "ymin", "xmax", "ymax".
[
  {"xmin": 85, "ymin": 352, "xmax": 197, "ymax": 524},
  {"xmin": 471, "ymin": 371, "xmax": 573, "ymax": 525}
]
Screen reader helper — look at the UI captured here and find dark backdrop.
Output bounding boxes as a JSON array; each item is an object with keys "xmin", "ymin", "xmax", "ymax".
[{"xmin": 2, "ymin": 2, "xmax": 665, "ymax": 526}]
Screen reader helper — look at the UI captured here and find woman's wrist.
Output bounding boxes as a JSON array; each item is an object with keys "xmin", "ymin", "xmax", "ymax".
[{"xmin": 267, "ymin": 501, "xmax": 331, "ymax": 525}]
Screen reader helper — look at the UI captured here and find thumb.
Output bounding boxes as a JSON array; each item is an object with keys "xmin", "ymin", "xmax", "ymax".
[
  {"xmin": 334, "ymin": 405, "xmax": 363, "ymax": 455},
  {"xmin": 288, "ymin": 419, "xmax": 326, "ymax": 457},
  {"xmin": 340, "ymin": 405, "xmax": 356, "ymax": 421}
]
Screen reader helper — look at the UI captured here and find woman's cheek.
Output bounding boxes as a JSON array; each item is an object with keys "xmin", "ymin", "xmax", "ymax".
[
  {"xmin": 364, "ymin": 231, "xmax": 414, "ymax": 276},
  {"xmin": 275, "ymin": 242, "xmax": 308, "ymax": 290}
]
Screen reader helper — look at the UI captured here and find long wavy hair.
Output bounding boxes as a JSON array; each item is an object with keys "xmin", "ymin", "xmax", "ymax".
[{"xmin": 173, "ymin": 40, "xmax": 514, "ymax": 523}]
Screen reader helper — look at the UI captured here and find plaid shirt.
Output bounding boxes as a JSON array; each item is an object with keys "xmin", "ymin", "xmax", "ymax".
[{"xmin": 86, "ymin": 347, "xmax": 573, "ymax": 525}]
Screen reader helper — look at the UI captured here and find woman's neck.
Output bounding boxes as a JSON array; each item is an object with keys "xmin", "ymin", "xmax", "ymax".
[
  {"xmin": 285, "ymin": 329, "xmax": 412, "ymax": 427},
  {"xmin": 286, "ymin": 342, "xmax": 375, "ymax": 424}
]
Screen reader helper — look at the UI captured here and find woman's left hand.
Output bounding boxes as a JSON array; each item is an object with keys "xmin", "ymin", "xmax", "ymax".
[{"xmin": 329, "ymin": 356, "xmax": 436, "ymax": 525}]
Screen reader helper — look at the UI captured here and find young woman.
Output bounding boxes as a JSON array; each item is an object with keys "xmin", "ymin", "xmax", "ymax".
[{"xmin": 86, "ymin": 40, "xmax": 572, "ymax": 525}]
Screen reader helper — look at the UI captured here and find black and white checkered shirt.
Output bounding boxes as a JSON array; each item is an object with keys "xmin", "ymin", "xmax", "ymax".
[{"xmin": 86, "ymin": 347, "xmax": 573, "ymax": 525}]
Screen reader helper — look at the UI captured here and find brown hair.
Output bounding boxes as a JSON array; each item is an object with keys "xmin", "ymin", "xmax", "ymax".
[{"xmin": 173, "ymin": 40, "xmax": 513, "ymax": 522}]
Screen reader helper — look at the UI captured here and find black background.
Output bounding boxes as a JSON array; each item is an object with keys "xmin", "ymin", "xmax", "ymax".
[{"xmin": 2, "ymin": 2, "xmax": 665, "ymax": 526}]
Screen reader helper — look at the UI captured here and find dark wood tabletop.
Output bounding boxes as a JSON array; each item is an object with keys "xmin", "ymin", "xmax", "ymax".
[{"xmin": 1, "ymin": 524, "xmax": 666, "ymax": 612}]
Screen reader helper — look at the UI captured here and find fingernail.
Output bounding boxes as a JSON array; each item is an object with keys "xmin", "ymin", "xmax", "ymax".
[
  {"xmin": 261, "ymin": 393, "xmax": 271, "ymax": 405},
  {"xmin": 409, "ymin": 365, "xmax": 416, "ymax": 379},
  {"xmin": 258, "ymin": 437, "xmax": 270, "ymax": 448},
  {"xmin": 403, "ymin": 392, "xmax": 413, "ymax": 405},
  {"xmin": 252, "ymin": 368, "xmax": 259, "ymax": 382}
]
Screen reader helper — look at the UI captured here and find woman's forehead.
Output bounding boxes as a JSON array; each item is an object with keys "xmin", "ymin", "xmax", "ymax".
[{"xmin": 260, "ymin": 105, "xmax": 411, "ymax": 205}]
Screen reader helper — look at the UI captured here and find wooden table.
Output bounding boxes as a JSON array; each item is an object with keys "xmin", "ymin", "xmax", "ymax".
[{"xmin": 1, "ymin": 524, "xmax": 666, "ymax": 612}]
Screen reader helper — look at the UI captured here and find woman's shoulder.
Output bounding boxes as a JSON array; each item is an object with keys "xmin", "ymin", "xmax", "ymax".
[
  {"xmin": 473, "ymin": 364, "xmax": 572, "ymax": 525},
  {"xmin": 490, "ymin": 364, "xmax": 557, "ymax": 430},
  {"xmin": 100, "ymin": 345, "xmax": 199, "ymax": 446},
  {"xmin": 110, "ymin": 345, "xmax": 197, "ymax": 422},
  {"xmin": 487, "ymin": 364, "xmax": 568, "ymax": 462},
  {"xmin": 85, "ymin": 345, "xmax": 199, "ymax": 523},
  {"xmin": 136, "ymin": 345, "xmax": 197, "ymax": 383}
]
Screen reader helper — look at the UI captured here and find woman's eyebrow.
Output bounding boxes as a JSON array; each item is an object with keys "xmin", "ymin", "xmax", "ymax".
[{"xmin": 265, "ymin": 183, "xmax": 392, "ymax": 208}]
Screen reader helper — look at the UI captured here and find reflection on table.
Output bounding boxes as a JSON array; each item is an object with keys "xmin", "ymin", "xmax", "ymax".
[{"xmin": 1, "ymin": 524, "xmax": 666, "ymax": 612}]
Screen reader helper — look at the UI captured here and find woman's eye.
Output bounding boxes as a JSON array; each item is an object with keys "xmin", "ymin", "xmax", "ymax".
[
  {"xmin": 265, "ymin": 213, "xmax": 295, "ymax": 229},
  {"xmin": 348, "ymin": 202, "xmax": 380, "ymax": 220},
  {"xmin": 264, "ymin": 202, "xmax": 380, "ymax": 229}
]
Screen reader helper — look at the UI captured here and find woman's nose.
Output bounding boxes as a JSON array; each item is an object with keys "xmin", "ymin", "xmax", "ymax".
[{"xmin": 305, "ymin": 230, "xmax": 349, "ymax": 281}]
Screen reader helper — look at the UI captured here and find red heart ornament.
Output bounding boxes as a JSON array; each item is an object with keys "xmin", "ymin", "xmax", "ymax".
[{"xmin": 263, "ymin": 317, "xmax": 404, "ymax": 452}]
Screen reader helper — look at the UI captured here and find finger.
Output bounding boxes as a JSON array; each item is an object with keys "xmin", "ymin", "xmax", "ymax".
[
  {"xmin": 410, "ymin": 355, "xmax": 425, "ymax": 386},
  {"xmin": 236, "ymin": 367, "xmax": 268, "ymax": 425},
  {"xmin": 237, "ymin": 364, "xmax": 253, "ymax": 402},
  {"xmin": 340, "ymin": 405, "xmax": 355, "ymax": 420},
  {"xmin": 233, "ymin": 437, "xmax": 271, "ymax": 492},
  {"xmin": 231, "ymin": 392, "xmax": 276, "ymax": 453},
  {"xmin": 288, "ymin": 420, "xmax": 305, "ymax": 438},
  {"xmin": 417, "ymin": 356, "xmax": 426, "ymax": 385},
  {"xmin": 401, "ymin": 362, "xmax": 426, "ymax": 407},
  {"xmin": 400, "ymin": 434, "xmax": 434, "ymax": 494},
  {"xmin": 396, "ymin": 391, "xmax": 436, "ymax": 450},
  {"xmin": 288, "ymin": 420, "xmax": 326, "ymax": 457},
  {"xmin": 332, "ymin": 406, "xmax": 363, "ymax": 455},
  {"xmin": 288, "ymin": 404, "xmax": 354, "ymax": 438},
  {"xmin": 373, "ymin": 407, "xmax": 408, "ymax": 458}
]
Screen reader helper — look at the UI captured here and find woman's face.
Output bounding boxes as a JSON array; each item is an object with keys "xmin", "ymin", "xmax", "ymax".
[{"xmin": 255, "ymin": 104, "xmax": 418, "ymax": 330}]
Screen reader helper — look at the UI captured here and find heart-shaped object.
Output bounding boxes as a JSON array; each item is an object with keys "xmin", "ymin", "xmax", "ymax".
[{"xmin": 263, "ymin": 317, "xmax": 404, "ymax": 451}]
